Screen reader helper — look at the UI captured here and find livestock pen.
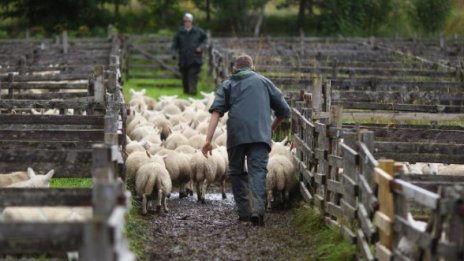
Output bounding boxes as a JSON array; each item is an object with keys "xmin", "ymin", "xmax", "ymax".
[
  {"xmin": 0, "ymin": 32, "xmax": 133, "ymax": 260},
  {"xmin": 210, "ymin": 35, "xmax": 464, "ymax": 260}
]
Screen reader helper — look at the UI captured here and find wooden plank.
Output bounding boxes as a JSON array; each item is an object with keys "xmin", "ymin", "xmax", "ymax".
[
  {"xmin": 327, "ymin": 202, "xmax": 343, "ymax": 219},
  {"xmin": 0, "ymin": 115, "xmax": 104, "ymax": 125},
  {"xmin": 0, "ymin": 188, "xmax": 92, "ymax": 207},
  {"xmin": 393, "ymin": 216, "xmax": 434, "ymax": 250},
  {"xmin": 327, "ymin": 179, "xmax": 343, "ymax": 194},
  {"xmin": 0, "ymin": 222, "xmax": 84, "ymax": 254},
  {"xmin": 341, "ymin": 225, "xmax": 357, "ymax": 244},
  {"xmin": 0, "ymin": 130, "xmax": 104, "ymax": 141},
  {"xmin": 358, "ymin": 175, "xmax": 379, "ymax": 213},
  {"xmin": 0, "ymin": 148, "xmax": 93, "ymax": 163},
  {"xmin": 391, "ymin": 179, "xmax": 440, "ymax": 209},
  {"xmin": 9, "ymin": 82, "xmax": 88, "ymax": 89},
  {"xmin": 358, "ymin": 204, "xmax": 376, "ymax": 241},
  {"xmin": 300, "ymin": 181, "xmax": 313, "ymax": 202},
  {"xmin": 357, "ymin": 229, "xmax": 375, "ymax": 261},
  {"xmin": 375, "ymin": 164, "xmax": 395, "ymax": 250},
  {"xmin": 341, "ymin": 198, "xmax": 357, "ymax": 219},
  {"xmin": 0, "ymin": 99, "xmax": 105, "ymax": 110},
  {"xmin": 376, "ymin": 243, "xmax": 393, "ymax": 261},
  {"xmin": 342, "ymin": 175, "xmax": 358, "ymax": 197},
  {"xmin": 375, "ymin": 142, "xmax": 464, "ymax": 155},
  {"xmin": 0, "ymin": 140, "xmax": 96, "ymax": 150},
  {"xmin": 314, "ymin": 172, "xmax": 326, "ymax": 185},
  {"xmin": 334, "ymin": 101, "xmax": 464, "ymax": 113}
]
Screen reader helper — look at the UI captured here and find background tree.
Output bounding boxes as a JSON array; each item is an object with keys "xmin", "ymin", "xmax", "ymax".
[
  {"xmin": 411, "ymin": 0, "xmax": 453, "ymax": 34},
  {"xmin": 0, "ymin": 0, "xmax": 110, "ymax": 32}
]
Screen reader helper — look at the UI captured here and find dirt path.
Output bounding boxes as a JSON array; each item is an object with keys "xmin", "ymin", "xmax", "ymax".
[{"xmin": 144, "ymin": 192, "xmax": 313, "ymax": 261}]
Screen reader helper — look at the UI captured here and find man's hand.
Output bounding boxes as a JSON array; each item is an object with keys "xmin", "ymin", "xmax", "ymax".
[{"xmin": 202, "ymin": 141, "xmax": 213, "ymax": 158}]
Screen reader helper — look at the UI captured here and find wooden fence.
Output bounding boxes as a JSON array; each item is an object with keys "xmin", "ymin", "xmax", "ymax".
[
  {"xmin": 209, "ymin": 36, "xmax": 464, "ymax": 260},
  {"xmin": 0, "ymin": 34, "xmax": 132, "ymax": 260}
]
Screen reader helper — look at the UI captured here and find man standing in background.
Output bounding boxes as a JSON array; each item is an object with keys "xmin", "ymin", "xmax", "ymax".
[{"xmin": 171, "ymin": 13, "xmax": 207, "ymax": 95}]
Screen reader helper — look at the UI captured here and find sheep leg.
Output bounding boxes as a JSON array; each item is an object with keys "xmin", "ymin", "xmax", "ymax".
[
  {"xmin": 284, "ymin": 191, "xmax": 290, "ymax": 209},
  {"xmin": 141, "ymin": 194, "xmax": 148, "ymax": 216},
  {"xmin": 200, "ymin": 181, "xmax": 207, "ymax": 204},
  {"xmin": 266, "ymin": 190, "xmax": 273, "ymax": 210},
  {"xmin": 195, "ymin": 182, "xmax": 202, "ymax": 202},
  {"xmin": 221, "ymin": 178, "xmax": 227, "ymax": 199},
  {"xmin": 156, "ymin": 189, "xmax": 162, "ymax": 215},
  {"xmin": 162, "ymin": 193, "xmax": 169, "ymax": 213},
  {"xmin": 179, "ymin": 183, "xmax": 188, "ymax": 199},
  {"xmin": 187, "ymin": 181, "xmax": 194, "ymax": 196}
]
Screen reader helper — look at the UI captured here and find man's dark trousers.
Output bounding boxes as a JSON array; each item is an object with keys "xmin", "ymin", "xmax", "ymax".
[
  {"xmin": 227, "ymin": 142, "xmax": 269, "ymax": 218},
  {"xmin": 180, "ymin": 64, "xmax": 201, "ymax": 94}
]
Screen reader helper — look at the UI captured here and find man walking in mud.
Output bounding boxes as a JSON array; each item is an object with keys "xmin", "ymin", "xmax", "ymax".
[
  {"xmin": 171, "ymin": 13, "xmax": 207, "ymax": 95},
  {"xmin": 202, "ymin": 55, "xmax": 290, "ymax": 226}
]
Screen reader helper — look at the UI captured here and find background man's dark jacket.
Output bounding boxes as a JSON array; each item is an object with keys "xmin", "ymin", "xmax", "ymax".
[{"xmin": 171, "ymin": 26, "xmax": 207, "ymax": 68}]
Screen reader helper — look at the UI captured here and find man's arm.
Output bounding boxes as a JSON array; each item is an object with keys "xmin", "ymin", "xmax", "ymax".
[
  {"xmin": 202, "ymin": 111, "xmax": 221, "ymax": 157},
  {"xmin": 272, "ymin": 117, "xmax": 285, "ymax": 132},
  {"xmin": 196, "ymin": 29, "xmax": 208, "ymax": 52},
  {"xmin": 171, "ymin": 32, "xmax": 179, "ymax": 59}
]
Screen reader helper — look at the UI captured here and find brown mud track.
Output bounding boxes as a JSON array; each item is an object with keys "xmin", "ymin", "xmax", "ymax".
[{"xmin": 143, "ymin": 192, "xmax": 312, "ymax": 261}]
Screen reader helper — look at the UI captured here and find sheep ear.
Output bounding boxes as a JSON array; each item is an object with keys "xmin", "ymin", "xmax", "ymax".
[
  {"xmin": 281, "ymin": 136, "xmax": 288, "ymax": 144},
  {"xmin": 129, "ymin": 88, "xmax": 135, "ymax": 95},
  {"xmin": 146, "ymin": 150, "xmax": 152, "ymax": 158},
  {"xmin": 160, "ymin": 155, "xmax": 168, "ymax": 159},
  {"xmin": 141, "ymin": 89, "xmax": 146, "ymax": 94},
  {"xmin": 44, "ymin": 169, "xmax": 55, "ymax": 180},
  {"xmin": 200, "ymin": 91, "xmax": 208, "ymax": 96},
  {"xmin": 27, "ymin": 167, "xmax": 36, "ymax": 178}
]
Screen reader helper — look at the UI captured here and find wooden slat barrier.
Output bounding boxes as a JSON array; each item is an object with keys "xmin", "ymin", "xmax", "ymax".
[{"xmin": 285, "ymin": 86, "xmax": 464, "ymax": 260}]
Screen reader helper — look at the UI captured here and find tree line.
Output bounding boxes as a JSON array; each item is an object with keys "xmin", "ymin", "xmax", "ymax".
[{"xmin": 0, "ymin": 0, "xmax": 454, "ymax": 37}]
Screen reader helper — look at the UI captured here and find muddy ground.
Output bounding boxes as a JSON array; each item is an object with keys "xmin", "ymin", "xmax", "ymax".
[{"xmin": 141, "ymin": 191, "xmax": 313, "ymax": 261}]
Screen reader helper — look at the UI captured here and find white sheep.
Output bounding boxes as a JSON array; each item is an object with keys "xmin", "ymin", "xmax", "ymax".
[
  {"xmin": 214, "ymin": 131, "xmax": 227, "ymax": 147},
  {"xmin": 190, "ymin": 149, "xmax": 226, "ymax": 203},
  {"xmin": 125, "ymin": 151, "xmax": 151, "ymax": 184},
  {"xmin": 0, "ymin": 171, "xmax": 29, "ymax": 187},
  {"xmin": 196, "ymin": 121, "xmax": 209, "ymax": 135},
  {"xmin": 269, "ymin": 137, "xmax": 291, "ymax": 159},
  {"xmin": 7, "ymin": 168, "xmax": 55, "ymax": 188},
  {"xmin": 175, "ymin": 145, "xmax": 197, "ymax": 154},
  {"xmin": 438, "ymin": 164, "xmax": 464, "ymax": 175},
  {"xmin": 162, "ymin": 104, "xmax": 182, "ymax": 117},
  {"xmin": 135, "ymin": 157, "xmax": 171, "ymax": 215},
  {"xmin": 148, "ymin": 114, "xmax": 172, "ymax": 140},
  {"xmin": 0, "ymin": 207, "xmax": 92, "ymax": 222},
  {"xmin": 157, "ymin": 149, "xmax": 192, "ymax": 198},
  {"xmin": 168, "ymin": 114, "xmax": 188, "ymax": 127},
  {"xmin": 129, "ymin": 124, "xmax": 158, "ymax": 142},
  {"xmin": 125, "ymin": 142, "xmax": 145, "ymax": 157},
  {"xmin": 189, "ymin": 134, "xmax": 207, "ymax": 150},
  {"xmin": 163, "ymin": 132, "xmax": 189, "ymax": 150},
  {"xmin": 266, "ymin": 155, "xmax": 295, "ymax": 209}
]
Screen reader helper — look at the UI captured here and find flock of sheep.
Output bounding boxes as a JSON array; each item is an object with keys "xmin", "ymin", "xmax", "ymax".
[{"xmin": 124, "ymin": 89, "xmax": 296, "ymax": 215}]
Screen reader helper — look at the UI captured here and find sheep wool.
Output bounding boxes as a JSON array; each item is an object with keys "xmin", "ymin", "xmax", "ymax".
[{"xmin": 135, "ymin": 162, "xmax": 172, "ymax": 215}]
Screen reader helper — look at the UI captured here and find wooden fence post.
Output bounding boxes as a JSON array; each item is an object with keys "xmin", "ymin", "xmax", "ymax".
[
  {"xmin": 374, "ymin": 160, "xmax": 395, "ymax": 260},
  {"xmin": 7, "ymin": 73, "xmax": 14, "ymax": 100},
  {"xmin": 62, "ymin": 30, "xmax": 68, "ymax": 54},
  {"xmin": 93, "ymin": 65, "xmax": 106, "ymax": 103},
  {"xmin": 311, "ymin": 76, "xmax": 323, "ymax": 113},
  {"xmin": 81, "ymin": 144, "xmax": 117, "ymax": 260}
]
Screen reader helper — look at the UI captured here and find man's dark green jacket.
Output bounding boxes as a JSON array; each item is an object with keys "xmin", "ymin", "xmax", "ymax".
[
  {"xmin": 171, "ymin": 26, "xmax": 207, "ymax": 68},
  {"xmin": 209, "ymin": 68, "xmax": 290, "ymax": 150}
]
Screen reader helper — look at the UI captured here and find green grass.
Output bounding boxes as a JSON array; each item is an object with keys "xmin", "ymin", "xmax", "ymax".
[
  {"xmin": 293, "ymin": 206, "xmax": 356, "ymax": 260},
  {"xmin": 123, "ymin": 64, "xmax": 216, "ymax": 100},
  {"xmin": 50, "ymin": 178, "xmax": 92, "ymax": 188}
]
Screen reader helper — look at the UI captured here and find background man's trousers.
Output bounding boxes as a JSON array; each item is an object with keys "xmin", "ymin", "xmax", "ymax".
[
  {"xmin": 180, "ymin": 64, "xmax": 201, "ymax": 94},
  {"xmin": 227, "ymin": 142, "xmax": 269, "ymax": 218}
]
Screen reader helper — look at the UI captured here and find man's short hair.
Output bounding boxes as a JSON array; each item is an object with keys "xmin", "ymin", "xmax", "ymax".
[
  {"xmin": 234, "ymin": 54, "xmax": 254, "ymax": 69},
  {"xmin": 184, "ymin": 13, "xmax": 193, "ymax": 21}
]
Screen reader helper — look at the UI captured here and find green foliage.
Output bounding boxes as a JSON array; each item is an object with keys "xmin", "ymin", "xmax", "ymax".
[
  {"xmin": 0, "ymin": 0, "xmax": 111, "ymax": 33},
  {"xmin": 410, "ymin": 0, "xmax": 453, "ymax": 34},
  {"xmin": 210, "ymin": 0, "xmax": 268, "ymax": 34},
  {"xmin": 318, "ymin": 0, "xmax": 392, "ymax": 36},
  {"xmin": 293, "ymin": 207, "xmax": 356, "ymax": 260}
]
